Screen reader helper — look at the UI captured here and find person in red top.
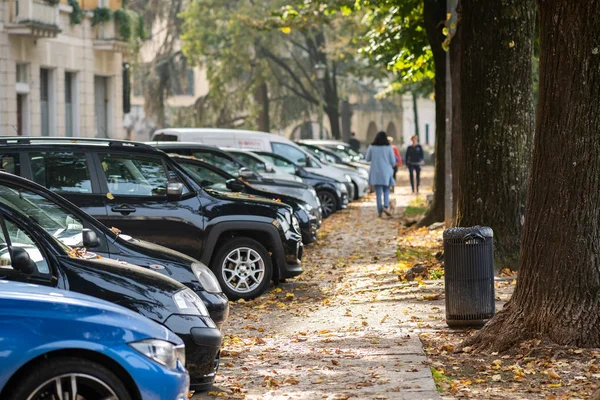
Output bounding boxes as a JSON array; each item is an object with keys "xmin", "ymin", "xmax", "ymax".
[{"xmin": 388, "ymin": 136, "xmax": 402, "ymax": 191}]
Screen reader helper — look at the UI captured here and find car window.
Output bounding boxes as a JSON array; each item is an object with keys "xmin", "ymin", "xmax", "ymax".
[
  {"xmin": 0, "ymin": 218, "xmax": 49, "ymax": 274},
  {"xmin": 230, "ymin": 152, "xmax": 266, "ymax": 172},
  {"xmin": 29, "ymin": 152, "xmax": 92, "ymax": 193},
  {"xmin": 0, "ymin": 185, "xmax": 84, "ymax": 247},
  {"xmin": 179, "ymin": 162, "xmax": 230, "ymax": 192},
  {"xmin": 100, "ymin": 154, "xmax": 168, "ymax": 197},
  {"xmin": 191, "ymin": 151, "xmax": 242, "ymax": 177},
  {"xmin": 258, "ymin": 154, "xmax": 296, "ymax": 174},
  {"xmin": 0, "ymin": 153, "xmax": 20, "ymax": 175},
  {"xmin": 271, "ymin": 143, "xmax": 307, "ymax": 167}
]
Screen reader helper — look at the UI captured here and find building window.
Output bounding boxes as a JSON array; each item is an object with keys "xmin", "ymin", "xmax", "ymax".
[
  {"xmin": 16, "ymin": 64, "xmax": 28, "ymax": 83},
  {"xmin": 170, "ymin": 68, "xmax": 195, "ymax": 96},
  {"xmin": 425, "ymin": 123, "xmax": 430, "ymax": 145},
  {"xmin": 94, "ymin": 76, "xmax": 110, "ymax": 138},
  {"xmin": 40, "ymin": 68, "xmax": 50, "ymax": 136},
  {"xmin": 65, "ymin": 72, "xmax": 77, "ymax": 137}
]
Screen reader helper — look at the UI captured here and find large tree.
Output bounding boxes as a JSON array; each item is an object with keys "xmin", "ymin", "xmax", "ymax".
[
  {"xmin": 453, "ymin": 0, "xmax": 536, "ymax": 268},
  {"xmin": 464, "ymin": 0, "xmax": 600, "ymax": 351}
]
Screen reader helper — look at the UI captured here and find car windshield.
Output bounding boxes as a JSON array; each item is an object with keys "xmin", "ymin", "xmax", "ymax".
[
  {"xmin": 179, "ymin": 162, "xmax": 231, "ymax": 192},
  {"xmin": 190, "ymin": 151, "xmax": 242, "ymax": 177},
  {"xmin": 257, "ymin": 154, "xmax": 297, "ymax": 175},
  {"xmin": 0, "ymin": 185, "xmax": 84, "ymax": 248},
  {"xmin": 228, "ymin": 152, "xmax": 266, "ymax": 173},
  {"xmin": 323, "ymin": 146, "xmax": 351, "ymax": 162}
]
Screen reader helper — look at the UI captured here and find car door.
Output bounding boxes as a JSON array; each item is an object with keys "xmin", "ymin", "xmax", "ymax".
[
  {"xmin": 94, "ymin": 151, "xmax": 205, "ymax": 260},
  {"xmin": 25, "ymin": 150, "xmax": 108, "ymax": 220}
]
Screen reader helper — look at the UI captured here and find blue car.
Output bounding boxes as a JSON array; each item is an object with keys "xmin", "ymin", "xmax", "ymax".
[{"xmin": 0, "ymin": 281, "xmax": 189, "ymax": 400}]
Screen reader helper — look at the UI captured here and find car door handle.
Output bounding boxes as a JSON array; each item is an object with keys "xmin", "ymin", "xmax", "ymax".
[{"xmin": 111, "ymin": 205, "xmax": 137, "ymax": 214}]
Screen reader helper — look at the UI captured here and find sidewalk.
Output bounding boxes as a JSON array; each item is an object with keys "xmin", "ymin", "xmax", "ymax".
[{"xmin": 195, "ymin": 167, "xmax": 440, "ymax": 399}]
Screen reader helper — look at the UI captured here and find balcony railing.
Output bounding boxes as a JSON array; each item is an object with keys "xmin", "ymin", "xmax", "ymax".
[
  {"xmin": 93, "ymin": 19, "xmax": 127, "ymax": 52},
  {"xmin": 7, "ymin": 0, "xmax": 61, "ymax": 38}
]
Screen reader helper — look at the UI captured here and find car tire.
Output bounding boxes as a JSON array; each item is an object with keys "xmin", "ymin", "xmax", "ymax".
[
  {"xmin": 317, "ymin": 190, "xmax": 338, "ymax": 218},
  {"xmin": 213, "ymin": 237, "xmax": 273, "ymax": 301},
  {"xmin": 6, "ymin": 357, "xmax": 132, "ymax": 400},
  {"xmin": 352, "ymin": 182, "xmax": 360, "ymax": 200}
]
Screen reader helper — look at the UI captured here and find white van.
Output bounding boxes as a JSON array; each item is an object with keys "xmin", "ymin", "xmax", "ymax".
[{"xmin": 151, "ymin": 129, "xmax": 357, "ymax": 187}]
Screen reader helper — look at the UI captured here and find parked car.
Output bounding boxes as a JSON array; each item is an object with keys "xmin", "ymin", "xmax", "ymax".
[
  {"xmin": 151, "ymin": 128, "xmax": 356, "ymax": 196},
  {"xmin": 254, "ymin": 151, "xmax": 350, "ymax": 218},
  {"xmin": 0, "ymin": 281, "xmax": 189, "ymax": 400},
  {"xmin": 301, "ymin": 139, "xmax": 368, "ymax": 164},
  {"xmin": 297, "ymin": 142, "xmax": 370, "ymax": 200},
  {"xmin": 220, "ymin": 147, "xmax": 303, "ymax": 183},
  {"xmin": 0, "ymin": 137, "xmax": 303, "ymax": 301},
  {"xmin": 148, "ymin": 142, "xmax": 323, "ymax": 215},
  {"xmin": 0, "ymin": 200, "xmax": 221, "ymax": 390},
  {"xmin": 170, "ymin": 155, "xmax": 321, "ymax": 244},
  {"xmin": 0, "ymin": 171, "xmax": 229, "ymax": 329}
]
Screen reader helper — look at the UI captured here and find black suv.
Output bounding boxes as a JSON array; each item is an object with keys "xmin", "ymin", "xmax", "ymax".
[
  {"xmin": 0, "ymin": 137, "xmax": 303, "ymax": 300},
  {"xmin": 0, "ymin": 171, "xmax": 229, "ymax": 328}
]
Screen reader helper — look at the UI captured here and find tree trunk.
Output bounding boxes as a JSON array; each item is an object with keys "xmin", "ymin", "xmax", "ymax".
[
  {"xmin": 418, "ymin": 0, "xmax": 446, "ymax": 227},
  {"xmin": 412, "ymin": 92, "xmax": 420, "ymax": 138},
  {"xmin": 454, "ymin": 0, "xmax": 535, "ymax": 269},
  {"xmin": 324, "ymin": 63, "xmax": 341, "ymax": 139},
  {"xmin": 450, "ymin": 1, "xmax": 462, "ymax": 224},
  {"xmin": 254, "ymin": 80, "xmax": 270, "ymax": 132},
  {"xmin": 463, "ymin": 0, "xmax": 600, "ymax": 352}
]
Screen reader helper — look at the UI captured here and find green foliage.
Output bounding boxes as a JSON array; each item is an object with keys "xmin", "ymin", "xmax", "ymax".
[
  {"xmin": 113, "ymin": 9, "xmax": 131, "ymax": 40},
  {"xmin": 92, "ymin": 7, "xmax": 112, "ymax": 27},
  {"xmin": 67, "ymin": 0, "xmax": 82, "ymax": 25}
]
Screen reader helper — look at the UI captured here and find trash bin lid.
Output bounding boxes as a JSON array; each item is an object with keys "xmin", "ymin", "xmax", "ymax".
[{"xmin": 443, "ymin": 226, "xmax": 494, "ymax": 240}]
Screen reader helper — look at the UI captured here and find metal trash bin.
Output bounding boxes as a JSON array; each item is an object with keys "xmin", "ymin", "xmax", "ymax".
[{"xmin": 443, "ymin": 226, "xmax": 495, "ymax": 327}]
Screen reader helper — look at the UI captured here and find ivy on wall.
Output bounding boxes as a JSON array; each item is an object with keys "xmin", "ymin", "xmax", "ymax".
[{"xmin": 67, "ymin": 0, "xmax": 83, "ymax": 25}]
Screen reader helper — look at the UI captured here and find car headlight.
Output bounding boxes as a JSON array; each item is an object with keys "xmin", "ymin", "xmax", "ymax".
[
  {"xmin": 358, "ymin": 168, "xmax": 368, "ymax": 179},
  {"xmin": 291, "ymin": 215, "xmax": 301, "ymax": 233},
  {"xmin": 191, "ymin": 263, "xmax": 222, "ymax": 294},
  {"xmin": 172, "ymin": 288, "xmax": 209, "ymax": 316},
  {"xmin": 344, "ymin": 174, "xmax": 352, "ymax": 183},
  {"xmin": 130, "ymin": 339, "xmax": 185, "ymax": 369},
  {"xmin": 335, "ymin": 182, "xmax": 348, "ymax": 193},
  {"xmin": 303, "ymin": 202, "xmax": 313, "ymax": 212}
]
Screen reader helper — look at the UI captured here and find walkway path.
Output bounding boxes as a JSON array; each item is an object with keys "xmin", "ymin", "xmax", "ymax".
[{"xmin": 196, "ymin": 167, "xmax": 440, "ymax": 400}]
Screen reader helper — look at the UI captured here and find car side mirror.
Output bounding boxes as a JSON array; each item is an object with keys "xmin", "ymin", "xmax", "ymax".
[
  {"xmin": 82, "ymin": 228, "xmax": 100, "ymax": 248},
  {"xmin": 295, "ymin": 166, "xmax": 306, "ymax": 177},
  {"xmin": 264, "ymin": 163, "xmax": 275, "ymax": 173},
  {"xmin": 239, "ymin": 168, "xmax": 256, "ymax": 180},
  {"xmin": 226, "ymin": 178, "xmax": 245, "ymax": 193},
  {"xmin": 11, "ymin": 247, "xmax": 36, "ymax": 275},
  {"xmin": 167, "ymin": 182, "xmax": 184, "ymax": 200}
]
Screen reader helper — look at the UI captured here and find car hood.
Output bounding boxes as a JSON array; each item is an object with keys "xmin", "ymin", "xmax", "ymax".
[
  {"xmin": 116, "ymin": 235, "xmax": 199, "ymax": 265},
  {"xmin": 0, "ymin": 281, "xmax": 178, "ymax": 343},
  {"xmin": 307, "ymin": 164, "xmax": 348, "ymax": 182},
  {"xmin": 206, "ymin": 188, "xmax": 289, "ymax": 207}
]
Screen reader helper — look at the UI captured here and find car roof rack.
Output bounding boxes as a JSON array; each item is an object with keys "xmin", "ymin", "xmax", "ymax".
[{"xmin": 0, "ymin": 136, "xmax": 155, "ymax": 149}]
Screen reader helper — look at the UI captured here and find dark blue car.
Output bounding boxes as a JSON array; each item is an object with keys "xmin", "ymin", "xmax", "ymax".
[{"xmin": 0, "ymin": 281, "xmax": 189, "ymax": 400}]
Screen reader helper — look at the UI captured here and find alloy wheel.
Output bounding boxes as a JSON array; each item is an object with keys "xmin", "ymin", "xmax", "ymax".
[
  {"xmin": 318, "ymin": 192, "xmax": 336, "ymax": 217},
  {"xmin": 221, "ymin": 247, "xmax": 266, "ymax": 294},
  {"xmin": 26, "ymin": 373, "xmax": 119, "ymax": 400}
]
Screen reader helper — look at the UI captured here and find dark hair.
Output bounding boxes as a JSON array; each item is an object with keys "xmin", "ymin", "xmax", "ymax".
[{"xmin": 372, "ymin": 131, "xmax": 390, "ymax": 146}]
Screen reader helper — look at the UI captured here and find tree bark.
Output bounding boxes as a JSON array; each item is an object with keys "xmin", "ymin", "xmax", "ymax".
[
  {"xmin": 412, "ymin": 92, "xmax": 420, "ymax": 138},
  {"xmin": 454, "ymin": 0, "xmax": 535, "ymax": 269},
  {"xmin": 450, "ymin": 1, "xmax": 462, "ymax": 224},
  {"xmin": 254, "ymin": 80, "xmax": 270, "ymax": 132},
  {"xmin": 418, "ymin": 0, "xmax": 446, "ymax": 227},
  {"xmin": 463, "ymin": 0, "xmax": 600, "ymax": 352}
]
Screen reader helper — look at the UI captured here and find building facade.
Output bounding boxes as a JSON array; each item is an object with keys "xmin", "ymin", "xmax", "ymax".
[{"xmin": 0, "ymin": 0, "xmax": 125, "ymax": 138}]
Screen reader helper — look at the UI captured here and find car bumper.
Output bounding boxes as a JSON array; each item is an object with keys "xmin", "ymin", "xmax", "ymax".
[
  {"xmin": 301, "ymin": 220, "xmax": 319, "ymax": 244},
  {"xmin": 194, "ymin": 290, "xmax": 229, "ymax": 331},
  {"xmin": 279, "ymin": 231, "xmax": 304, "ymax": 279},
  {"xmin": 115, "ymin": 344, "xmax": 190, "ymax": 400},
  {"xmin": 339, "ymin": 192, "xmax": 349, "ymax": 209},
  {"xmin": 164, "ymin": 314, "xmax": 222, "ymax": 390},
  {"xmin": 344, "ymin": 182, "xmax": 355, "ymax": 201}
]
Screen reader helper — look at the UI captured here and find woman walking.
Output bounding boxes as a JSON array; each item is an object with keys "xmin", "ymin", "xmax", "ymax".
[
  {"xmin": 366, "ymin": 131, "xmax": 397, "ymax": 217},
  {"xmin": 405, "ymin": 135, "xmax": 424, "ymax": 193}
]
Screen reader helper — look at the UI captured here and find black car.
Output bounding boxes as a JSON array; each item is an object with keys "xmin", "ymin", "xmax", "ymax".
[
  {"xmin": 0, "ymin": 137, "xmax": 303, "ymax": 301},
  {"xmin": 149, "ymin": 142, "xmax": 323, "ymax": 214},
  {"xmin": 0, "ymin": 171, "xmax": 229, "ymax": 328},
  {"xmin": 0, "ymin": 199, "xmax": 221, "ymax": 390},
  {"xmin": 254, "ymin": 151, "xmax": 350, "ymax": 218},
  {"xmin": 170, "ymin": 155, "xmax": 321, "ymax": 244}
]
